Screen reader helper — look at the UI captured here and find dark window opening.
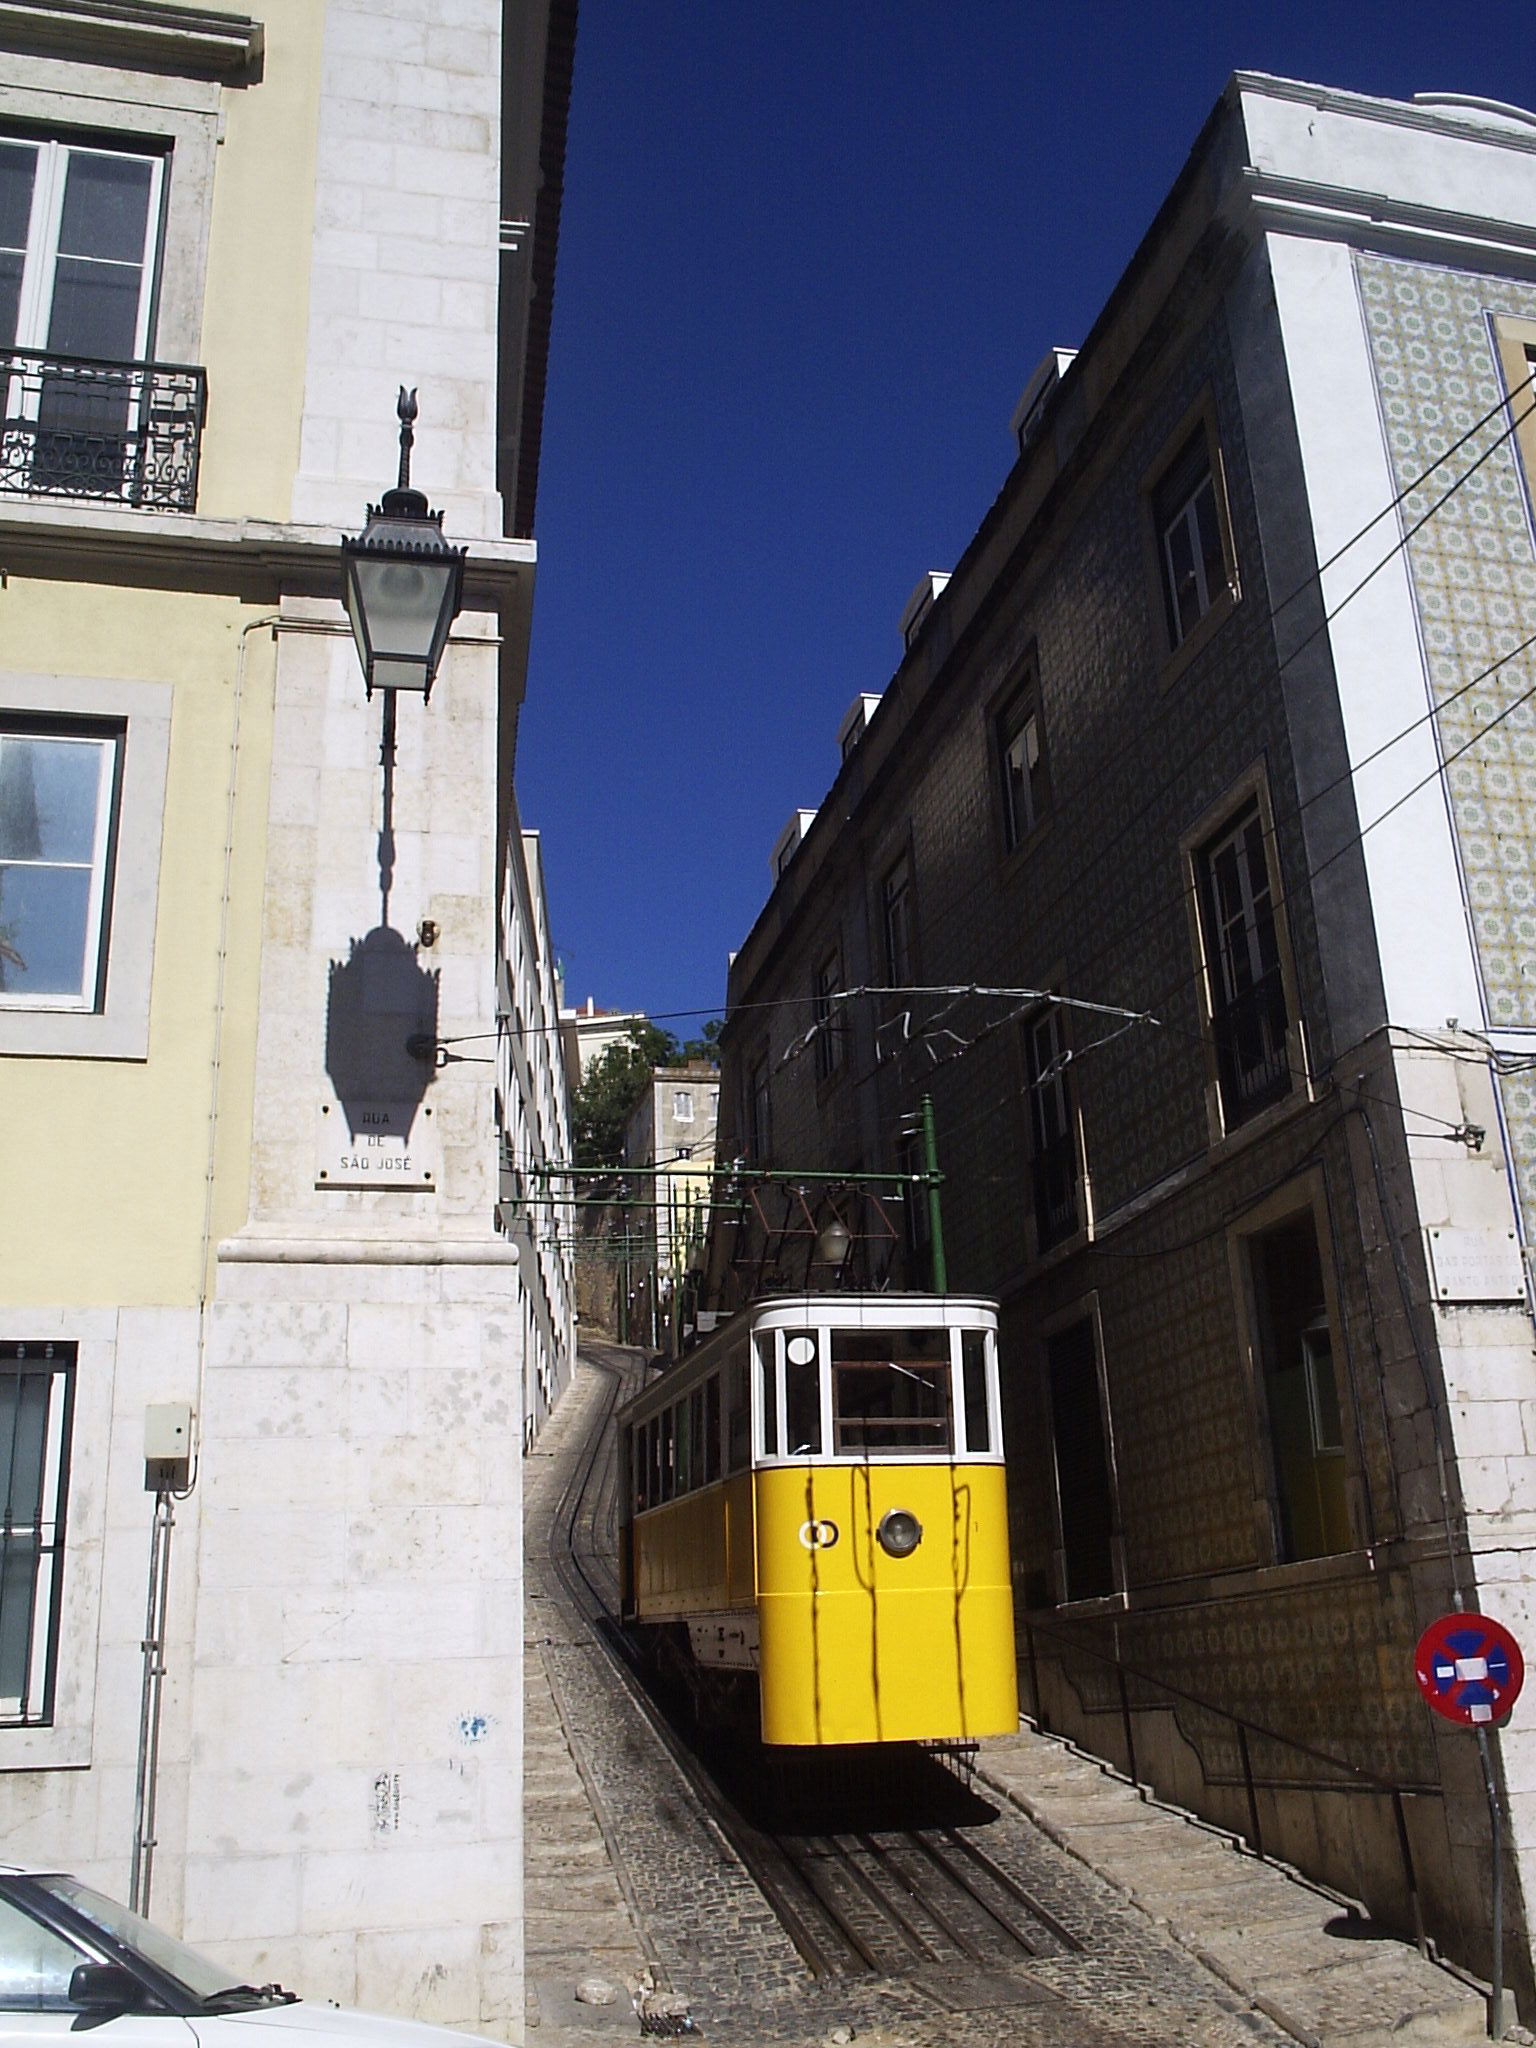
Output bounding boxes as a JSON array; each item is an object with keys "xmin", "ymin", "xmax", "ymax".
[
  {"xmin": 1153, "ymin": 426, "xmax": 1229, "ymax": 648},
  {"xmin": 747, "ymin": 1052, "xmax": 771, "ymax": 1164},
  {"xmin": 998, "ymin": 693, "xmax": 1048, "ymax": 850},
  {"xmin": 898, "ymin": 1131, "xmax": 932, "ymax": 1286},
  {"xmin": 1248, "ymin": 1213, "xmax": 1349, "ymax": 1562},
  {"xmin": 0, "ymin": 1342, "xmax": 73, "ymax": 1727},
  {"xmin": 813, "ymin": 950, "xmax": 844, "ymax": 1081},
  {"xmin": 1197, "ymin": 802, "xmax": 1291, "ymax": 1128},
  {"xmin": 1046, "ymin": 1319, "xmax": 1116, "ymax": 1602},
  {"xmin": 1025, "ymin": 1006, "xmax": 1080, "ymax": 1250},
  {"xmin": 881, "ymin": 853, "xmax": 913, "ymax": 986},
  {"xmin": 961, "ymin": 1330, "xmax": 991, "ymax": 1454}
]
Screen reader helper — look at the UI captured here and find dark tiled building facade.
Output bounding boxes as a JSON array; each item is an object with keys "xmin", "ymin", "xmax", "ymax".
[{"xmin": 717, "ymin": 77, "xmax": 1536, "ymax": 2002}]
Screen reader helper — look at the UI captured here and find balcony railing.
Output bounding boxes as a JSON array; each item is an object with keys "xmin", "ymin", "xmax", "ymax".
[{"xmin": 1, "ymin": 348, "xmax": 207, "ymax": 512}]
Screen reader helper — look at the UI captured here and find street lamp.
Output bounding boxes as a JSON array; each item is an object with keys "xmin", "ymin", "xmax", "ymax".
[{"xmin": 342, "ymin": 388, "xmax": 465, "ymax": 702}]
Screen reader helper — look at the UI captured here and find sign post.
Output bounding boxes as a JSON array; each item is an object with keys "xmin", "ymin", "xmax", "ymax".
[{"xmin": 1414, "ymin": 1613, "xmax": 1526, "ymax": 2040}]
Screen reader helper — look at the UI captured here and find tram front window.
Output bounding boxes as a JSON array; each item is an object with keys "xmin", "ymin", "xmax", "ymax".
[{"xmin": 832, "ymin": 1329, "xmax": 953, "ymax": 1454}]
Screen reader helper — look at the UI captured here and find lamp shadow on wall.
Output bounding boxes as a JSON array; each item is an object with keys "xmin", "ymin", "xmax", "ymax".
[
  {"xmin": 324, "ymin": 926, "xmax": 439, "ymax": 1141},
  {"xmin": 323, "ymin": 691, "xmax": 438, "ymax": 1143}
]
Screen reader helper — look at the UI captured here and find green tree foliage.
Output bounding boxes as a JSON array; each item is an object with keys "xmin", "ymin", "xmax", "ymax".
[{"xmin": 570, "ymin": 1019, "xmax": 720, "ymax": 1166}]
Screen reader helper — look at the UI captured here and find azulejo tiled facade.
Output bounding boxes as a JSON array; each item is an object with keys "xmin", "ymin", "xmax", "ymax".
[{"xmin": 1356, "ymin": 253, "xmax": 1536, "ymax": 1223}]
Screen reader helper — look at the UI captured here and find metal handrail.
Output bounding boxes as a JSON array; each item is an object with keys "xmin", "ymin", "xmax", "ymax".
[{"xmin": 1022, "ymin": 1613, "xmax": 1432, "ymax": 1952}]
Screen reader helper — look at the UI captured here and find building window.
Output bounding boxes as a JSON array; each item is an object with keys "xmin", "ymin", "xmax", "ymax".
[
  {"xmin": 1195, "ymin": 800, "xmax": 1292, "ymax": 1128},
  {"xmin": 1245, "ymin": 1212, "xmax": 1349, "ymax": 1562},
  {"xmin": 0, "ymin": 723, "xmax": 121, "ymax": 1011},
  {"xmin": 1046, "ymin": 1318, "xmax": 1117, "ymax": 1602},
  {"xmin": 1151, "ymin": 420, "xmax": 1232, "ymax": 652},
  {"xmin": 1, "ymin": 138, "xmax": 163, "ymax": 361},
  {"xmin": 0, "ymin": 1344, "xmax": 74, "ymax": 1729},
  {"xmin": 748, "ymin": 1052, "xmax": 771, "ymax": 1164},
  {"xmin": 997, "ymin": 691, "xmax": 1048, "ymax": 851},
  {"xmin": 673, "ymin": 1090, "xmax": 694, "ymax": 1125},
  {"xmin": 1024, "ymin": 1006, "xmax": 1080, "ymax": 1250},
  {"xmin": 898, "ymin": 1130, "xmax": 931, "ymax": 1284},
  {"xmin": 813, "ymin": 949, "xmax": 843, "ymax": 1081},
  {"xmin": 881, "ymin": 852, "xmax": 913, "ymax": 985},
  {"xmin": 1, "ymin": 136, "xmax": 170, "ymax": 501}
]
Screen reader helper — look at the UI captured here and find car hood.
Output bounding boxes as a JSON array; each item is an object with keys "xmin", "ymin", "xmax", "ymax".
[{"xmin": 196, "ymin": 2001, "xmax": 504, "ymax": 2048}]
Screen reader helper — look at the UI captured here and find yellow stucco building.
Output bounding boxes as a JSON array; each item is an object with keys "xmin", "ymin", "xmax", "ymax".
[{"xmin": 0, "ymin": 3, "xmax": 575, "ymax": 2033}]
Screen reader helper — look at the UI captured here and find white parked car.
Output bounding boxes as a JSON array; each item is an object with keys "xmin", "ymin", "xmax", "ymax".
[{"xmin": 0, "ymin": 1870, "xmax": 504, "ymax": 2048}]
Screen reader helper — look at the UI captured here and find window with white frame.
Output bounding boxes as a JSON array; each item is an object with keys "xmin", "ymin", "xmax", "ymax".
[
  {"xmin": 1, "ymin": 137, "xmax": 162, "ymax": 360},
  {"xmin": 673, "ymin": 1089, "xmax": 694, "ymax": 1125},
  {"xmin": 1195, "ymin": 800, "xmax": 1291, "ymax": 1127},
  {"xmin": 0, "ymin": 723, "xmax": 121, "ymax": 1011},
  {"xmin": 1, "ymin": 137, "xmax": 165, "ymax": 498},
  {"xmin": 1152, "ymin": 424, "xmax": 1230, "ymax": 651},
  {"xmin": 0, "ymin": 1343, "xmax": 74, "ymax": 1729}
]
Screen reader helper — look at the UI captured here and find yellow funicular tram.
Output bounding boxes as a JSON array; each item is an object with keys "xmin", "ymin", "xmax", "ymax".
[{"xmin": 617, "ymin": 1292, "xmax": 1017, "ymax": 1747}]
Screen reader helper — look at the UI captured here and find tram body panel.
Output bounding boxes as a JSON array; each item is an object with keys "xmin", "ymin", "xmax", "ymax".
[
  {"xmin": 631, "ymin": 1472, "xmax": 755, "ymax": 1615},
  {"xmin": 754, "ymin": 1460, "xmax": 1016, "ymax": 1745}
]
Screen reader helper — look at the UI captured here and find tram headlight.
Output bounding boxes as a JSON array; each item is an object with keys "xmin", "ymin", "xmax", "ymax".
[{"xmin": 877, "ymin": 1509, "xmax": 923, "ymax": 1558}]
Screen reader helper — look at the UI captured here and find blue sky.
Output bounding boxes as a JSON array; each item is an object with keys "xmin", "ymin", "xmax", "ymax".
[{"xmin": 519, "ymin": 1, "xmax": 1532, "ymax": 1028}]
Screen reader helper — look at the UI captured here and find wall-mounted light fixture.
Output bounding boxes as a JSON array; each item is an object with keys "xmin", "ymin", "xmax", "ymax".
[{"xmin": 342, "ymin": 388, "xmax": 466, "ymax": 702}]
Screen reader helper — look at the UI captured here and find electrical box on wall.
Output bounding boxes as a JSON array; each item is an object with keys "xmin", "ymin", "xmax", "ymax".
[{"xmin": 144, "ymin": 1403, "xmax": 193, "ymax": 1492}]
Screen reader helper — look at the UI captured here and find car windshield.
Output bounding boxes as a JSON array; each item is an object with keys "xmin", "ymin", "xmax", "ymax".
[{"xmin": 28, "ymin": 1878, "xmax": 255, "ymax": 2003}]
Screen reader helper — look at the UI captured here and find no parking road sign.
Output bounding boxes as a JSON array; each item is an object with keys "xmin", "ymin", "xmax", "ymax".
[{"xmin": 1414, "ymin": 1613, "xmax": 1525, "ymax": 1728}]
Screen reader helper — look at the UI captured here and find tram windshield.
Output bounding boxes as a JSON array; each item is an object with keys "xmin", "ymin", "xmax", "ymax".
[{"xmin": 831, "ymin": 1328, "xmax": 953, "ymax": 1455}]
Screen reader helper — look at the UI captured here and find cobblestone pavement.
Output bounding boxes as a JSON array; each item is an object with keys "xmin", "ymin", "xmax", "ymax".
[{"xmin": 523, "ymin": 1355, "xmax": 1488, "ymax": 2048}]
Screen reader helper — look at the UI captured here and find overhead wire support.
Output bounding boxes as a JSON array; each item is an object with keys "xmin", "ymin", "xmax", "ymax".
[{"xmin": 779, "ymin": 982, "xmax": 1158, "ymax": 1074}]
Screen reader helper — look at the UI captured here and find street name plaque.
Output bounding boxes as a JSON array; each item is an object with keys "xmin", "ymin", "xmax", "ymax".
[{"xmin": 316, "ymin": 1099, "xmax": 437, "ymax": 1190}]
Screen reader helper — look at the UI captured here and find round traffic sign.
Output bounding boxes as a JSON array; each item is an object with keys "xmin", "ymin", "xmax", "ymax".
[{"xmin": 1414, "ymin": 1613, "xmax": 1525, "ymax": 1727}]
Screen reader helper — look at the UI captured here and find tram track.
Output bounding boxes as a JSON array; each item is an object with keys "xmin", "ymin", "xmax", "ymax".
[{"xmin": 543, "ymin": 1342, "xmax": 1099, "ymax": 2002}]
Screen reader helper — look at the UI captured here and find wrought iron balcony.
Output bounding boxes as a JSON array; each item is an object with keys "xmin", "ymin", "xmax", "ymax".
[{"xmin": 1, "ymin": 348, "xmax": 207, "ymax": 512}]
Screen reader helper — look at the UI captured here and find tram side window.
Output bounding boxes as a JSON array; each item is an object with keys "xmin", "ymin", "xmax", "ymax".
[
  {"xmin": 832, "ymin": 1328, "xmax": 953, "ymax": 1455},
  {"xmin": 756, "ymin": 1336, "xmax": 780, "ymax": 1457},
  {"xmin": 962, "ymin": 1331, "xmax": 992, "ymax": 1453},
  {"xmin": 676, "ymin": 1396, "xmax": 693, "ymax": 1495},
  {"xmin": 660, "ymin": 1406, "xmax": 676, "ymax": 1502},
  {"xmin": 644, "ymin": 1418, "xmax": 660, "ymax": 1509},
  {"xmin": 726, "ymin": 1350, "xmax": 751, "ymax": 1471},
  {"xmin": 704, "ymin": 1375, "xmax": 722, "ymax": 1484},
  {"xmin": 688, "ymin": 1388, "xmax": 705, "ymax": 1491},
  {"xmin": 784, "ymin": 1333, "xmax": 822, "ymax": 1455}
]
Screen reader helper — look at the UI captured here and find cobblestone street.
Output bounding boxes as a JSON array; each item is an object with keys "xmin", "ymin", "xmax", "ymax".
[{"xmin": 523, "ymin": 1355, "xmax": 1488, "ymax": 2048}]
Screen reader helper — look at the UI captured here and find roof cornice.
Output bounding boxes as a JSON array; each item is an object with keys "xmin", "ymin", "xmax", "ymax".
[{"xmin": 0, "ymin": 0, "xmax": 263, "ymax": 79}]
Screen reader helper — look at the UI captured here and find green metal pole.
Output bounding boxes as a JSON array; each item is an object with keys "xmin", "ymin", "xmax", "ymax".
[{"xmin": 920, "ymin": 1093, "xmax": 947, "ymax": 1295}]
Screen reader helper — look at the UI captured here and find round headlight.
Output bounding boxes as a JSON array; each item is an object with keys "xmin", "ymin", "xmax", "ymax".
[{"xmin": 877, "ymin": 1509, "xmax": 923, "ymax": 1558}]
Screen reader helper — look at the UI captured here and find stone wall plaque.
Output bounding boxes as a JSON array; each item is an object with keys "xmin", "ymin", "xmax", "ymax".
[
  {"xmin": 317, "ymin": 1100, "xmax": 438, "ymax": 1191},
  {"xmin": 1425, "ymin": 1227, "xmax": 1526, "ymax": 1304}
]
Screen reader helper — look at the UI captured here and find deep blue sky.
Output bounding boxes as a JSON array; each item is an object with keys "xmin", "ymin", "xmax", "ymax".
[{"xmin": 520, "ymin": 2, "xmax": 1532, "ymax": 1028}]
